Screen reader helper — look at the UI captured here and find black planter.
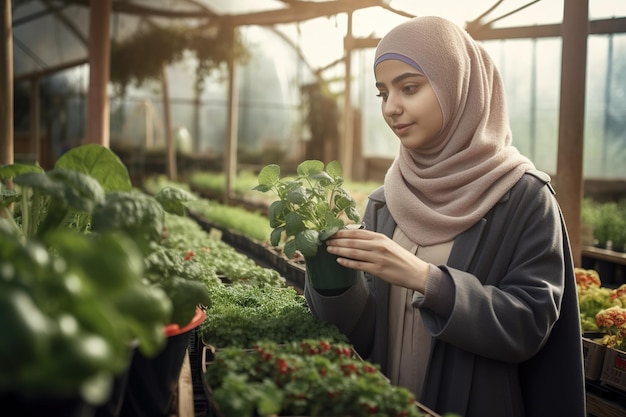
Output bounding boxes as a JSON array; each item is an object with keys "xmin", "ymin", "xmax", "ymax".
[
  {"xmin": 93, "ymin": 360, "xmax": 132, "ymax": 417},
  {"xmin": 0, "ymin": 391, "xmax": 95, "ymax": 417},
  {"xmin": 118, "ymin": 307, "xmax": 206, "ymax": 417},
  {"xmin": 304, "ymin": 243, "xmax": 359, "ymax": 290}
]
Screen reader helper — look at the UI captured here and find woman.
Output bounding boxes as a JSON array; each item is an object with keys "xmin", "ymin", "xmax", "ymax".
[{"xmin": 304, "ymin": 16, "xmax": 586, "ymax": 417}]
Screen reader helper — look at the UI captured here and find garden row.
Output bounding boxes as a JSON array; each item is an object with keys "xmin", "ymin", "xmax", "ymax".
[{"xmin": 0, "ymin": 145, "xmax": 441, "ymax": 417}]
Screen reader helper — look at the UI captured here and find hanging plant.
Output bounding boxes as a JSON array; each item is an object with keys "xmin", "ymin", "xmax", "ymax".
[{"xmin": 110, "ymin": 23, "xmax": 249, "ymax": 95}]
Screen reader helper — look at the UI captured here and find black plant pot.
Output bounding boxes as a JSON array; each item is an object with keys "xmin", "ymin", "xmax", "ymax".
[
  {"xmin": 118, "ymin": 307, "xmax": 206, "ymax": 417},
  {"xmin": 93, "ymin": 359, "xmax": 133, "ymax": 417},
  {"xmin": 304, "ymin": 243, "xmax": 359, "ymax": 290},
  {"xmin": 0, "ymin": 391, "xmax": 95, "ymax": 417}
]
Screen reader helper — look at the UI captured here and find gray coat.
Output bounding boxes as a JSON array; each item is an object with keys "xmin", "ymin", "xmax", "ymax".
[{"xmin": 305, "ymin": 171, "xmax": 586, "ymax": 417}]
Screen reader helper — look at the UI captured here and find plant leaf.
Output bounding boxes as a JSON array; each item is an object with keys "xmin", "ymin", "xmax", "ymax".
[
  {"xmin": 268, "ymin": 200, "xmax": 287, "ymax": 228},
  {"xmin": 285, "ymin": 212, "xmax": 306, "ymax": 237},
  {"xmin": 284, "ymin": 239, "xmax": 297, "ymax": 258},
  {"xmin": 55, "ymin": 144, "xmax": 132, "ymax": 193},
  {"xmin": 296, "ymin": 160, "xmax": 324, "ymax": 176},
  {"xmin": 310, "ymin": 172, "xmax": 333, "ymax": 183},
  {"xmin": 287, "ymin": 187, "xmax": 307, "ymax": 205},
  {"xmin": 256, "ymin": 164, "xmax": 280, "ymax": 188},
  {"xmin": 270, "ymin": 227, "xmax": 284, "ymax": 247},
  {"xmin": 326, "ymin": 160, "xmax": 342, "ymax": 178},
  {"xmin": 0, "ymin": 188, "xmax": 21, "ymax": 208},
  {"xmin": 319, "ymin": 216, "xmax": 344, "ymax": 241},
  {"xmin": 296, "ymin": 229, "xmax": 320, "ymax": 257},
  {"xmin": 47, "ymin": 169, "xmax": 106, "ymax": 213},
  {"xmin": 0, "ymin": 163, "xmax": 44, "ymax": 180},
  {"xmin": 155, "ymin": 186, "xmax": 195, "ymax": 215},
  {"xmin": 14, "ymin": 172, "xmax": 66, "ymax": 200},
  {"xmin": 346, "ymin": 207, "xmax": 361, "ymax": 223}
]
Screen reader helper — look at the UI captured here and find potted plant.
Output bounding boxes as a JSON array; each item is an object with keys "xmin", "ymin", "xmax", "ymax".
[
  {"xmin": 254, "ymin": 160, "xmax": 361, "ymax": 290},
  {"xmin": 0, "ymin": 225, "xmax": 172, "ymax": 416}
]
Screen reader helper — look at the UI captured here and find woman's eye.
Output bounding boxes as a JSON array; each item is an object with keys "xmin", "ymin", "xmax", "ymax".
[
  {"xmin": 402, "ymin": 85, "xmax": 418, "ymax": 94},
  {"xmin": 376, "ymin": 92, "xmax": 388, "ymax": 101}
]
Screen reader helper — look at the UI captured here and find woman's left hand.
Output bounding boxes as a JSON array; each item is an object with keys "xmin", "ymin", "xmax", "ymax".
[{"xmin": 325, "ymin": 229, "xmax": 430, "ymax": 292}]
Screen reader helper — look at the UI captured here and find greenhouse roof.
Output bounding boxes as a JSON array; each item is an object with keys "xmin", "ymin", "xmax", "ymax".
[{"xmin": 13, "ymin": 0, "xmax": 626, "ymax": 80}]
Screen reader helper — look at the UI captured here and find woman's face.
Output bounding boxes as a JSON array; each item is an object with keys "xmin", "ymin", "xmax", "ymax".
[{"xmin": 374, "ymin": 59, "xmax": 443, "ymax": 150}]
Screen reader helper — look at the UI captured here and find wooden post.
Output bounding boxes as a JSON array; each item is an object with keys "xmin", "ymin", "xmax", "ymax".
[
  {"xmin": 86, "ymin": 0, "xmax": 111, "ymax": 146},
  {"xmin": 556, "ymin": 0, "xmax": 588, "ymax": 267},
  {"xmin": 341, "ymin": 11, "xmax": 354, "ymax": 181},
  {"xmin": 224, "ymin": 27, "xmax": 239, "ymax": 204},
  {"xmin": 30, "ymin": 77, "xmax": 40, "ymax": 163},
  {"xmin": 0, "ymin": 0, "xmax": 13, "ymax": 165},
  {"xmin": 162, "ymin": 65, "xmax": 176, "ymax": 181}
]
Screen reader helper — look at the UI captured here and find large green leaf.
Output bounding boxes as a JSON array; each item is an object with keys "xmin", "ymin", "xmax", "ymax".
[
  {"xmin": 0, "ymin": 163, "xmax": 44, "ymax": 180},
  {"xmin": 55, "ymin": 144, "xmax": 132, "ymax": 193}
]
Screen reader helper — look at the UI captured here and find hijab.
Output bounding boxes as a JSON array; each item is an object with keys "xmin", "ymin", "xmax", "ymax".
[{"xmin": 376, "ymin": 16, "xmax": 535, "ymax": 246}]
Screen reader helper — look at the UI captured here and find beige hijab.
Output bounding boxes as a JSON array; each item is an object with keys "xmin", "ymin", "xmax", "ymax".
[{"xmin": 376, "ymin": 16, "xmax": 535, "ymax": 246}]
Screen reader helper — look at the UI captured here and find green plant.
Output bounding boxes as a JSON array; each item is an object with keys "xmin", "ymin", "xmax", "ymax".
[
  {"xmin": 0, "ymin": 229, "xmax": 172, "ymax": 405},
  {"xmin": 199, "ymin": 284, "xmax": 347, "ymax": 348},
  {"xmin": 204, "ymin": 339, "xmax": 425, "ymax": 417},
  {"xmin": 0, "ymin": 144, "xmax": 132, "ymax": 240},
  {"xmin": 253, "ymin": 160, "xmax": 361, "ymax": 258},
  {"xmin": 0, "ymin": 144, "xmax": 210, "ymax": 327},
  {"xmin": 591, "ymin": 201, "xmax": 626, "ymax": 250}
]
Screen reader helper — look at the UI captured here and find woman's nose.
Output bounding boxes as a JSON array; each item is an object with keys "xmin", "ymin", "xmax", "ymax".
[{"xmin": 383, "ymin": 96, "xmax": 401, "ymax": 117}]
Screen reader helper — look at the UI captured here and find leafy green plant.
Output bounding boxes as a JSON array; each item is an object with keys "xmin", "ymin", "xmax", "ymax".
[
  {"xmin": 253, "ymin": 160, "xmax": 361, "ymax": 258},
  {"xmin": 0, "ymin": 229, "xmax": 171, "ymax": 406},
  {"xmin": 199, "ymin": 284, "xmax": 347, "ymax": 348},
  {"xmin": 204, "ymin": 339, "xmax": 425, "ymax": 417},
  {"xmin": 159, "ymin": 212, "xmax": 285, "ymax": 288},
  {"xmin": 0, "ymin": 144, "xmax": 210, "ymax": 327},
  {"xmin": 0, "ymin": 144, "xmax": 132, "ymax": 240}
]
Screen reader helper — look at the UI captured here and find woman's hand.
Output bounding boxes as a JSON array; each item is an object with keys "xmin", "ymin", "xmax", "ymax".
[{"xmin": 325, "ymin": 229, "xmax": 430, "ymax": 293}]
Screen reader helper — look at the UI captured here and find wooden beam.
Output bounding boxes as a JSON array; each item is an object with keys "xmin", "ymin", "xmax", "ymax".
[
  {"xmin": 469, "ymin": 17, "xmax": 626, "ymax": 40},
  {"xmin": 556, "ymin": 0, "xmax": 588, "ymax": 267},
  {"xmin": 227, "ymin": 0, "xmax": 385, "ymax": 26},
  {"xmin": 342, "ymin": 17, "xmax": 626, "ymax": 51},
  {"xmin": 62, "ymin": 0, "xmax": 386, "ymax": 26},
  {"xmin": 1, "ymin": 0, "xmax": 13, "ymax": 165},
  {"xmin": 14, "ymin": 57, "xmax": 88, "ymax": 81},
  {"xmin": 86, "ymin": 0, "xmax": 111, "ymax": 146}
]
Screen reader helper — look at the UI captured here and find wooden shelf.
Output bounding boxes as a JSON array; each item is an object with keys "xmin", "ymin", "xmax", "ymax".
[
  {"xmin": 583, "ymin": 246, "xmax": 626, "ymax": 266},
  {"xmin": 587, "ymin": 392, "xmax": 626, "ymax": 417}
]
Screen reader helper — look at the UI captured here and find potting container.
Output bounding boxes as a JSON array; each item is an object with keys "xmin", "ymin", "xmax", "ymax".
[{"xmin": 118, "ymin": 306, "xmax": 206, "ymax": 417}]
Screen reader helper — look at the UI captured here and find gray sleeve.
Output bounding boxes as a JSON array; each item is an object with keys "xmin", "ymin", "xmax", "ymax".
[{"xmin": 304, "ymin": 273, "xmax": 372, "ymax": 337}]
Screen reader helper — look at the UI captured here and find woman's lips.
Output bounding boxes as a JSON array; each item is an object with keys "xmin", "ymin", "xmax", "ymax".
[{"xmin": 393, "ymin": 123, "xmax": 413, "ymax": 135}]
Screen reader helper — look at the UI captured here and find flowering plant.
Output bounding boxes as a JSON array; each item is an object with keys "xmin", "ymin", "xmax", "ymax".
[
  {"xmin": 204, "ymin": 339, "xmax": 425, "ymax": 417},
  {"xmin": 609, "ymin": 284, "xmax": 626, "ymax": 307},
  {"xmin": 596, "ymin": 305, "xmax": 626, "ymax": 350},
  {"xmin": 575, "ymin": 268, "xmax": 614, "ymax": 332},
  {"xmin": 575, "ymin": 267, "xmax": 601, "ymax": 289}
]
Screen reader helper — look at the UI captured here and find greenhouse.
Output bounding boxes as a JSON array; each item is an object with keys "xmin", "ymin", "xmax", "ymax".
[{"xmin": 2, "ymin": 1, "xmax": 626, "ymax": 416}]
